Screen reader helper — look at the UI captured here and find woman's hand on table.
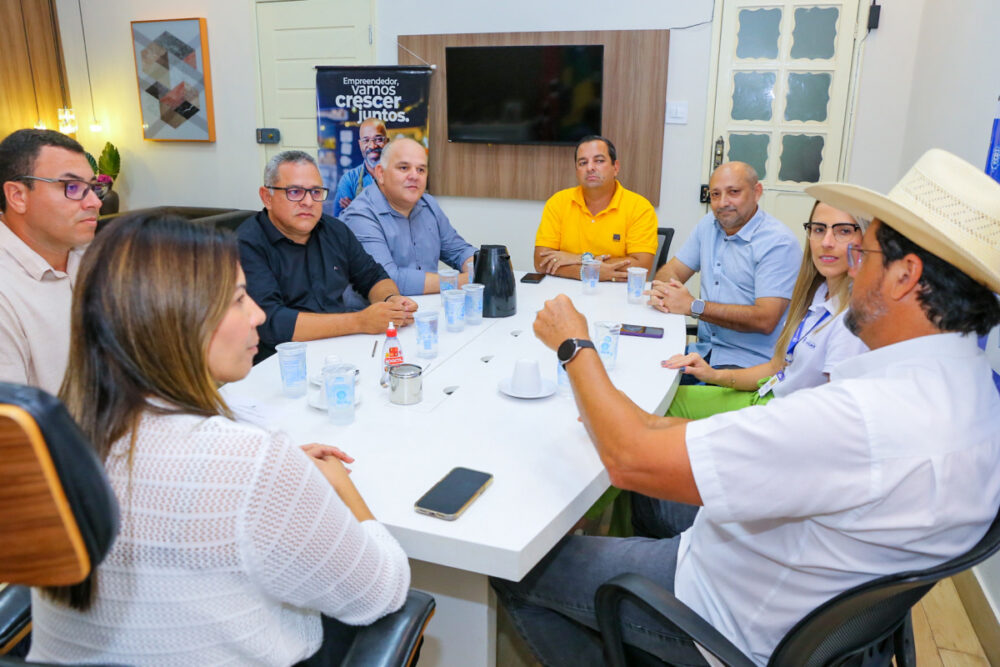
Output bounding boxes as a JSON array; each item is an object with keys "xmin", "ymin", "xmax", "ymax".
[
  {"xmin": 661, "ymin": 352, "xmax": 716, "ymax": 383},
  {"xmin": 301, "ymin": 443, "xmax": 355, "ymax": 472}
]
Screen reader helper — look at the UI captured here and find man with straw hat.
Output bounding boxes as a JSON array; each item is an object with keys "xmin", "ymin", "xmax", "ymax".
[{"xmin": 491, "ymin": 149, "xmax": 1000, "ymax": 666}]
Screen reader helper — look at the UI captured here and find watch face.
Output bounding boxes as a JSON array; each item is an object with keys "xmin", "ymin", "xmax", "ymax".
[
  {"xmin": 692, "ymin": 299, "xmax": 705, "ymax": 315},
  {"xmin": 557, "ymin": 339, "xmax": 577, "ymax": 363}
]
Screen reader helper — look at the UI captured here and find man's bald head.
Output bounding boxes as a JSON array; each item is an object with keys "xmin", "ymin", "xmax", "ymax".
[{"xmin": 707, "ymin": 161, "xmax": 764, "ymax": 232}]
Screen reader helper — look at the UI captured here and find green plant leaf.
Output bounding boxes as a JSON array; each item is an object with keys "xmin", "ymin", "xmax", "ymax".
[
  {"xmin": 98, "ymin": 142, "xmax": 120, "ymax": 179},
  {"xmin": 85, "ymin": 151, "xmax": 98, "ymax": 173}
]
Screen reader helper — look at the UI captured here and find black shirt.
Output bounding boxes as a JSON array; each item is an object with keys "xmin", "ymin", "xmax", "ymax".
[{"xmin": 237, "ymin": 209, "xmax": 389, "ymax": 361}]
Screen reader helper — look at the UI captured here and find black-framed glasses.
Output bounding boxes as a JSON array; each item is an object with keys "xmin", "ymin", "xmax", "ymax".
[
  {"xmin": 803, "ymin": 222, "xmax": 860, "ymax": 240},
  {"xmin": 846, "ymin": 243, "xmax": 885, "ymax": 269},
  {"xmin": 17, "ymin": 175, "xmax": 110, "ymax": 201},
  {"xmin": 359, "ymin": 135, "xmax": 387, "ymax": 147},
  {"xmin": 268, "ymin": 186, "xmax": 329, "ymax": 202}
]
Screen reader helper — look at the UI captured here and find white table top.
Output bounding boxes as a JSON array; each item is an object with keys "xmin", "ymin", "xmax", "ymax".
[{"xmin": 222, "ymin": 275, "xmax": 685, "ymax": 581}]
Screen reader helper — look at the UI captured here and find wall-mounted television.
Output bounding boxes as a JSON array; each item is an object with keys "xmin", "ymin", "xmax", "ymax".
[{"xmin": 445, "ymin": 44, "xmax": 604, "ymax": 146}]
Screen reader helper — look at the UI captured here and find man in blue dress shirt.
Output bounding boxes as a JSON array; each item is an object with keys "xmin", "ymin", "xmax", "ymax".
[
  {"xmin": 332, "ymin": 118, "xmax": 387, "ymax": 217},
  {"xmin": 341, "ymin": 137, "xmax": 476, "ymax": 295},
  {"xmin": 649, "ymin": 162, "xmax": 800, "ymax": 369},
  {"xmin": 237, "ymin": 150, "xmax": 417, "ymax": 362}
]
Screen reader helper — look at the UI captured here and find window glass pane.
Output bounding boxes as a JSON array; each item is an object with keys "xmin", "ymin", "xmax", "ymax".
[
  {"xmin": 737, "ymin": 8, "xmax": 782, "ymax": 59},
  {"xmin": 779, "ymin": 134, "xmax": 824, "ymax": 182},
  {"xmin": 790, "ymin": 7, "xmax": 839, "ymax": 59},
  {"xmin": 728, "ymin": 133, "xmax": 770, "ymax": 180},
  {"xmin": 785, "ymin": 72, "xmax": 831, "ymax": 122},
  {"xmin": 732, "ymin": 71, "xmax": 775, "ymax": 121}
]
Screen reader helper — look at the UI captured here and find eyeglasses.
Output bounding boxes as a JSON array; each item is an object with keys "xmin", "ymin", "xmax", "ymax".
[
  {"xmin": 268, "ymin": 186, "xmax": 329, "ymax": 202},
  {"xmin": 17, "ymin": 175, "xmax": 110, "ymax": 200},
  {"xmin": 803, "ymin": 222, "xmax": 860, "ymax": 240},
  {"xmin": 846, "ymin": 243, "xmax": 885, "ymax": 269},
  {"xmin": 359, "ymin": 135, "xmax": 387, "ymax": 147}
]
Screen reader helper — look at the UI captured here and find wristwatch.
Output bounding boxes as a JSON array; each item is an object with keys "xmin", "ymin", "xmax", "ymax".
[
  {"xmin": 690, "ymin": 298, "xmax": 706, "ymax": 319},
  {"xmin": 557, "ymin": 338, "xmax": 596, "ymax": 367}
]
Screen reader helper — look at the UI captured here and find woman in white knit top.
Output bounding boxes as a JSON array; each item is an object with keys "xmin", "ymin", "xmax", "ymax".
[{"xmin": 28, "ymin": 214, "xmax": 410, "ymax": 666}]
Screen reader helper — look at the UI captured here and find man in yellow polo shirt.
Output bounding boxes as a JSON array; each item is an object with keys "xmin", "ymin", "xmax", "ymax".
[{"xmin": 534, "ymin": 135, "xmax": 658, "ymax": 281}]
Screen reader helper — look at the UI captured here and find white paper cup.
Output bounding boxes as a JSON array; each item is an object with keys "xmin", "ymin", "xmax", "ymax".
[{"xmin": 510, "ymin": 358, "xmax": 542, "ymax": 396}]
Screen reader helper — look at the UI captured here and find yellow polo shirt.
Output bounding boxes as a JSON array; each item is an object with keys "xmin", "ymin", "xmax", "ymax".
[{"xmin": 535, "ymin": 181, "xmax": 658, "ymax": 257}]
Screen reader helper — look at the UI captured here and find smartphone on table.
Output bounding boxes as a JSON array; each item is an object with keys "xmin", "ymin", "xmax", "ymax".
[
  {"xmin": 414, "ymin": 467, "xmax": 494, "ymax": 520},
  {"xmin": 620, "ymin": 324, "xmax": 665, "ymax": 339},
  {"xmin": 520, "ymin": 272, "xmax": 546, "ymax": 284}
]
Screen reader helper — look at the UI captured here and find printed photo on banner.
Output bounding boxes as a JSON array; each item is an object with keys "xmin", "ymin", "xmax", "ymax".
[{"xmin": 316, "ymin": 66, "xmax": 433, "ymax": 217}]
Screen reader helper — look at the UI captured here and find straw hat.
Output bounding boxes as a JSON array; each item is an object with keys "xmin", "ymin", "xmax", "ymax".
[{"xmin": 807, "ymin": 149, "xmax": 1000, "ymax": 293}]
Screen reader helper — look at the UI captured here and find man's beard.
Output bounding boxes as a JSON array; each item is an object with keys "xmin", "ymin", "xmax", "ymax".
[{"xmin": 845, "ymin": 283, "xmax": 887, "ymax": 336}]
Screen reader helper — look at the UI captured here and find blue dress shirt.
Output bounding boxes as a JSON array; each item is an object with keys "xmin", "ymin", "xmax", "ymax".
[
  {"xmin": 237, "ymin": 209, "xmax": 389, "ymax": 361},
  {"xmin": 333, "ymin": 164, "xmax": 376, "ymax": 217},
  {"xmin": 674, "ymin": 208, "xmax": 801, "ymax": 367},
  {"xmin": 340, "ymin": 185, "xmax": 476, "ymax": 296}
]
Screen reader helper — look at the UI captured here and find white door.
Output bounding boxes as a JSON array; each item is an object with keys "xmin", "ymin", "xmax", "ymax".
[
  {"xmin": 255, "ymin": 0, "xmax": 375, "ymax": 166},
  {"xmin": 705, "ymin": 0, "xmax": 865, "ymax": 231}
]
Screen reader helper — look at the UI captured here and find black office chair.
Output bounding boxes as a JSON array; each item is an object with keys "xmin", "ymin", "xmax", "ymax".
[
  {"xmin": 655, "ymin": 227, "xmax": 675, "ymax": 271},
  {"xmin": 0, "ymin": 383, "xmax": 434, "ymax": 667},
  {"xmin": 595, "ymin": 506, "xmax": 1000, "ymax": 666}
]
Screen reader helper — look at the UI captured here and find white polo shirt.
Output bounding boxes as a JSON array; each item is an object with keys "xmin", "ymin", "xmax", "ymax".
[
  {"xmin": 676, "ymin": 333, "xmax": 1000, "ymax": 665},
  {"xmin": 0, "ymin": 222, "xmax": 84, "ymax": 394},
  {"xmin": 772, "ymin": 284, "xmax": 869, "ymax": 398}
]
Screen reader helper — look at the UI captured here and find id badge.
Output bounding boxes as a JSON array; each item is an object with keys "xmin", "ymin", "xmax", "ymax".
[{"xmin": 758, "ymin": 371, "xmax": 783, "ymax": 397}]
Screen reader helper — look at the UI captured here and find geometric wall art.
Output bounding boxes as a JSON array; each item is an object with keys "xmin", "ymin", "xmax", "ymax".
[{"xmin": 131, "ymin": 18, "xmax": 215, "ymax": 142}]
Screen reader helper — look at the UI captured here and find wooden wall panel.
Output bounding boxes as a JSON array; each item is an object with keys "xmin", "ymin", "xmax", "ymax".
[
  {"xmin": 0, "ymin": 0, "xmax": 71, "ymax": 138},
  {"xmin": 398, "ymin": 30, "xmax": 668, "ymax": 205}
]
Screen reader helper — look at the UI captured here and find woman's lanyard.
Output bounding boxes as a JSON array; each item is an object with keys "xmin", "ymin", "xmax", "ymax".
[{"xmin": 784, "ymin": 310, "xmax": 831, "ymax": 364}]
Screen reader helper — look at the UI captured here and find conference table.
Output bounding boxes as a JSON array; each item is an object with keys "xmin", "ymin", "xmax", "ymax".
[{"xmin": 221, "ymin": 274, "xmax": 686, "ymax": 666}]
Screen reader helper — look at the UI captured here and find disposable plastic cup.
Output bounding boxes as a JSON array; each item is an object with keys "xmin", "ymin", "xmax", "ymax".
[
  {"xmin": 439, "ymin": 268, "xmax": 460, "ymax": 306},
  {"xmin": 592, "ymin": 321, "xmax": 621, "ymax": 370},
  {"xmin": 443, "ymin": 290, "xmax": 466, "ymax": 332},
  {"xmin": 510, "ymin": 359, "xmax": 542, "ymax": 396},
  {"xmin": 556, "ymin": 359, "xmax": 572, "ymax": 397},
  {"xmin": 463, "ymin": 283, "xmax": 485, "ymax": 325},
  {"xmin": 581, "ymin": 259, "xmax": 600, "ymax": 294},
  {"xmin": 275, "ymin": 342, "xmax": 307, "ymax": 397},
  {"xmin": 414, "ymin": 310, "xmax": 439, "ymax": 358},
  {"xmin": 627, "ymin": 267, "xmax": 648, "ymax": 304},
  {"xmin": 323, "ymin": 364, "xmax": 355, "ymax": 425}
]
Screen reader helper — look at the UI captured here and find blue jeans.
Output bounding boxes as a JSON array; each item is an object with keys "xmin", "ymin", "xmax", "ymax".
[
  {"xmin": 631, "ymin": 493, "xmax": 701, "ymax": 539},
  {"xmin": 490, "ymin": 535, "xmax": 708, "ymax": 666}
]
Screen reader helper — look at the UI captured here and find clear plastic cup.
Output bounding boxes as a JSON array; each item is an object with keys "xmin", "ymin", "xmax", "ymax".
[
  {"xmin": 556, "ymin": 359, "xmax": 572, "ymax": 397},
  {"xmin": 463, "ymin": 283, "xmax": 485, "ymax": 325},
  {"xmin": 592, "ymin": 321, "xmax": 621, "ymax": 370},
  {"xmin": 323, "ymin": 363, "xmax": 356, "ymax": 425},
  {"xmin": 627, "ymin": 266, "xmax": 648, "ymax": 304},
  {"xmin": 439, "ymin": 268, "xmax": 460, "ymax": 306},
  {"xmin": 443, "ymin": 289, "xmax": 466, "ymax": 332},
  {"xmin": 414, "ymin": 310, "xmax": 439, "ymax": 358},
  {"xmin": 581, "ymin": 258, "xmax": 600, "ymax": 294},
  {"xmin": 275, "ymin": 341, "xmax": 307, "ymax": 397}
]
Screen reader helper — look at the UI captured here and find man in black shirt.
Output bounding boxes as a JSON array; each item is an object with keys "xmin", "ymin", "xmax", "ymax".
[{"xmin": 238, "ymin": 150, "xmax": 417, "ymax": 361}]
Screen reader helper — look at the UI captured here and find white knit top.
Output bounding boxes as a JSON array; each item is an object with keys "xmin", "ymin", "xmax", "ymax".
[{"xmin": 27, "ymin": 410, "xmax": 410, "ymax": 666}]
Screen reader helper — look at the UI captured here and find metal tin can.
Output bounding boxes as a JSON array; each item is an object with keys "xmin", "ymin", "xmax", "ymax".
[{"xmin": 389, "ymin": 363, "xmax": 422, "ymax": 405}]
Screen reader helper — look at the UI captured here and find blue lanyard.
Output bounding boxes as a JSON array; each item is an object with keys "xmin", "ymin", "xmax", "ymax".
[{"xmin": 784, "ymin": 310, "xmax": 831, "ymax": 363}]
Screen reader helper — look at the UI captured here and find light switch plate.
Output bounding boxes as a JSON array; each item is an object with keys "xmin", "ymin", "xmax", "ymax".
[{"xmin": 665, "ymin": 101, "xmax": 688, "ymax": 125}]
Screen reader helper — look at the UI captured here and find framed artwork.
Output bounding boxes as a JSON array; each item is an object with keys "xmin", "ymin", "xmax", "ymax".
[{"xmin": 131, "ymin": 18, "xmax": 215, "ymax": 142}]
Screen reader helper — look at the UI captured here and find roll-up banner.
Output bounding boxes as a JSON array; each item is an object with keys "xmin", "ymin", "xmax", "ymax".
[{"xmin": 316, "ymin": 65, "xmax": 433, "ymax": 217}]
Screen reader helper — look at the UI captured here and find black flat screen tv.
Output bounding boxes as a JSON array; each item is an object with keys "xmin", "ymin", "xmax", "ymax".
[{"xmin": 445, "ymin": 45, "xmax": 604, "ymax": 146}]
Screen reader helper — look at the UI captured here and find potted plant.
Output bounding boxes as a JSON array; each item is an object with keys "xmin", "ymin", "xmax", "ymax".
[{"xmin": 86, "ymin": 142, "xmax": 121, "ymax": 215}]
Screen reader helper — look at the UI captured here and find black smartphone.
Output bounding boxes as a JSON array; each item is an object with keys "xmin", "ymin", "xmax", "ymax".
[
  {"xmin": 620, "ymin": 324, "xmax": 665, "ymax": 339},
  {"xmin": 414, "ymin": 467, "xmax": 494, "ymax": 520},
  {"xmin": 520, "ymin": 272, "xmax": 546, "ymax": 284}
]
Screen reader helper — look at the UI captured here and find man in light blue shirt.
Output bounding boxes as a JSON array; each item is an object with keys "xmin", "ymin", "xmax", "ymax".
[
  {"xmin": 332, "ymin": 118, "xmax": 387, "ymax": 217},
  {"xmin": 650, "ymin": 162, "xmax": 800, "ymax": 368},
  {"xmin": 341, "ymin": 137, "xmax": 476, "ymax": 295}
]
